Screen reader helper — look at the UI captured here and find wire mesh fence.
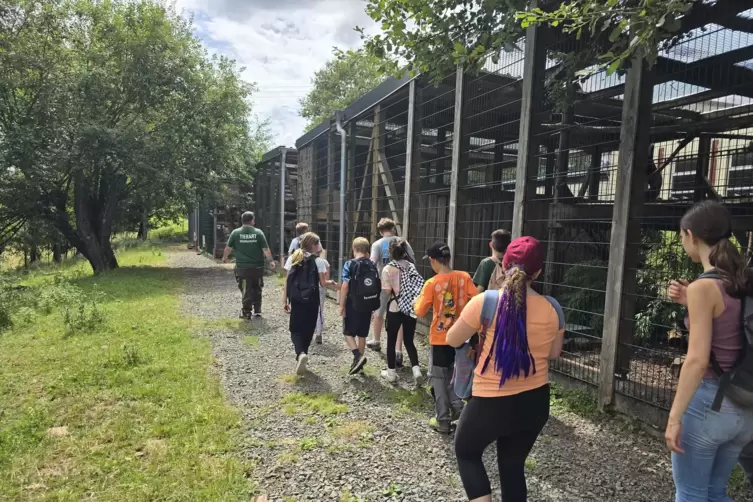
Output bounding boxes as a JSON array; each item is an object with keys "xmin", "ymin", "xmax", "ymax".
[
  {"xmin": 453, "ymin": 49, "xmax": 525, "ymax": 279},
  {"xmin": 283, "ymin": 2, "xmax": 753, "ymax": 426},
  {"xmin": 613, "ymin": 22, "xmax": 753, "ymax": 409},
  {"xmin": 408, "ymin": 75, "xmax": 456, "ymax": 279}
]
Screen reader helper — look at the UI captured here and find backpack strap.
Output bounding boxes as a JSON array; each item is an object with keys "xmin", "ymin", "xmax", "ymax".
[
  {"xmin": 543, "ymin": 295, "xmax": 566, "ymax": 331},
  {"xmin": 479, "ymin": 290, "xmax": 499, "ymax": 336}
]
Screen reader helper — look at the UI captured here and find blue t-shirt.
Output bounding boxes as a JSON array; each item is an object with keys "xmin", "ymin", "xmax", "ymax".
[{"xmin": 342, "ymin": 257, "xmax": 371, "ymax": 283}]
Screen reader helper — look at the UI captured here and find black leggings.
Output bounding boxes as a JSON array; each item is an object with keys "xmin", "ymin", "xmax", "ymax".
[
  {"xmin": 454, "ymin": 385, "xmax": 550, "ymax": 501},
  {"xmin": 386, "ymin": 311, "xmax": 419, "ymax": 369},
  {"xmin": 289, "ymin": 301, "xmax": 319, "ymax": 357}
]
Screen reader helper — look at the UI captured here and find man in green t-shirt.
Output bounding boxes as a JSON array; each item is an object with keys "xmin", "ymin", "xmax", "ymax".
[
  {"xmin": 223, "ymin": 211, "xmax": 275, "ymax": 319},
  {"xmin": 472, "ymin": 229, "xmax": 511, "ymax": 293}
]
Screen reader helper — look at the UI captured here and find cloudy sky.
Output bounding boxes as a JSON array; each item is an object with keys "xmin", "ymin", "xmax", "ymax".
[{"xmin": 173, "ymin": 0, "xmax": 377, "ymax": 149}]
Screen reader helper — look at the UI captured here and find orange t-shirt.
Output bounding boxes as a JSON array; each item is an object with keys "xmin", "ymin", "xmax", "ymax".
[
  {"xmin": 459, "ymin": 293, "xmax": 563, "ymax": 397},
  {"xmin": 414, "ymin": 270, "xmax": 478, "ymax": 345}
]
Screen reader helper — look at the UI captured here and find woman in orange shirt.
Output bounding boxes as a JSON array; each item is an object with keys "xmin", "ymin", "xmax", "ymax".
[{"xmin": 446, "ymin": 236, "xmax": 565, "ymax": 502}]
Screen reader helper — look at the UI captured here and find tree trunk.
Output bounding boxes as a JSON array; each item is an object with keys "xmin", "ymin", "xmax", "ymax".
[
  {"xmin": 30, "ymin": 244, "xmax": 39, "ymax": 264},
  {"xmin": 70, "ymin": 171, "xmax": 123, "ymax": 274},
  {"xmin": 138, "ymin": 210, "xmax": 148, "ymax": 241},
  {"xmin": 53, "ymin": 243, "xmax": 62, "ymax": 264}
]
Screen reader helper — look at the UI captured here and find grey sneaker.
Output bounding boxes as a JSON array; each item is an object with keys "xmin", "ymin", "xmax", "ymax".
[
  {"xmin": 296, "ymin": 354, "xmax": 309, "ymax": 375},
  {"xmin": 366, "ymin": 340, "xmax": 382, "ymax": 351},
  {"xmin": 315, "ymin": 335, "xmax": 323, "ymax": 345}
]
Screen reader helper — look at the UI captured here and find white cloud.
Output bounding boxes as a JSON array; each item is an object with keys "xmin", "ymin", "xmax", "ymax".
[{"xmin": 174, "ymin": 0, "xmax": 377, "ymax": 148}]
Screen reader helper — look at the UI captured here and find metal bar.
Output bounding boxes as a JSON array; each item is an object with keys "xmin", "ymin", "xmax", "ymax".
[
  {"xmin": 447, "ymin": 66, "xmax": 464, "ymax": 267},
  {"xmin": 512, "ymin": 15, "xmax": 546, "ymax": 238},
  {"xmin": 403, "ymin": 79, "xmax": 416, "ymax": 240},
  {"xmin": 598, "ymin": 59, "xmax": 652, "ymax": 410}
]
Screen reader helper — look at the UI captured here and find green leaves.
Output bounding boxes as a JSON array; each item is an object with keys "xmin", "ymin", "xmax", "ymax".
[
  {"xmin": 0, "ymin": 0, "xmax": 267, "ymax": 271},
  {"xmin": 299, "ymin": 48, "xmax": 385, "ymax": 131}
]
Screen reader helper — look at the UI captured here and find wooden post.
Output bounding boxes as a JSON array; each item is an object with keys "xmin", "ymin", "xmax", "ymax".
[
  {"xmin": 512, "ymin": 16, "xmax": 546, "ymax": 238},
  {"xmin": 327, "ymin": 131, "xmax": 335, "ymax": 249},
  {"xmin": 447, "ymin": 66, "xmax": 465, "ymax": 267},
  {"xmin": 403, "ymin": 79, "xmax": 417, "ymax": 240},
  {"xmin": 280, "ymin": 148, "xmax": 287, "ymax": 262},
  {"xmin": 346, "ymin": 121, "xmax": 357, "ymax": 244},
  {"xmin": 598, "ymin": 60, "xmax": 652, "ymax": 410},
  {"xmin": 371, "ymin": 106, "xmax": 382, "ymax": 237}
]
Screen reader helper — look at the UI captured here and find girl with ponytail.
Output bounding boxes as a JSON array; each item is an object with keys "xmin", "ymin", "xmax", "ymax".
[
  {"xmin": 283, "ymin": 232, "xmax": 332, "ymax": 375},
  {"xmin": 666, "ymin": 201, "xmax": 753, "ymax": 501},
  {"xmin": 447, "ymin": 236, "xmax": 565, "ymax": 502}
]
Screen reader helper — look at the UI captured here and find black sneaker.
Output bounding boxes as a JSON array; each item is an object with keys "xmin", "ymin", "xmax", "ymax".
[
  {"xmin": 240, "ymin": 311, "xmax": 251, "ymax": 320},
  {"xmin": 253, "ymin": 312, "xmax": 262, "ymax": 319},
  {"xmin": 349, "ymin": 355, "xmax": 367, "ymax": 375},
  {"xmin": 395, "ymin": 352, "xmax": 404, "ymax": 368},
  {"xmin": 366, "ymin": 340, "xmax": 381, "ymax": 351},
  {"xmin": 429, "ymin": 417, "xmax": 456, "ymax": 435}
]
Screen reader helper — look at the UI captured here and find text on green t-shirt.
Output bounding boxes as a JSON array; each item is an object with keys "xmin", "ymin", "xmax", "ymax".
[{"xmin": 227, "ymin": 226, "xmax": 269, "ymax": 268}]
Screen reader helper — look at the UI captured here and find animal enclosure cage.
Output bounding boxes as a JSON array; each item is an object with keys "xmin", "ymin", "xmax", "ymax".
[
  {"xmin": 289, "ymin": 3, "xmax": 753, "ymax": 428},
  {"xmin": 254, "ymin": 147, "xmax": 298, "ymax": 261}
]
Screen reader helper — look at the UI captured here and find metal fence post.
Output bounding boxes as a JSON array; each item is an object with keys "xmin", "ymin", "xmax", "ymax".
[{"xmin": 598, "ymin": 60, "xmax": 652, "ymax": 410}]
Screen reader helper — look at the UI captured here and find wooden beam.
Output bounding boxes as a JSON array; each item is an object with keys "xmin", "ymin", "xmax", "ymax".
[
  {"xmin": 447, "ymin": 66, "xmax": 465, "ymax": 268},
  {"xmin": 512, "ymin": 13, "xmax": 546, "ymax": 238},
  {"xmin": 403, "ymin": 79, "xmax": 416, "ymax": 240},
  {"xmin": 377, "ymin": 149, "xmax": 403, "ymax": 236},
  {"xmin": 352, "ymin": 133, "xmax": 374, "ymax": 235},
  {"xmin": 599, "ymin": 60, "xmax": 653, "ymax": 410},
  {"xmin": 654, "ymin": 45, "xmax": 753, "ymax": 99}
]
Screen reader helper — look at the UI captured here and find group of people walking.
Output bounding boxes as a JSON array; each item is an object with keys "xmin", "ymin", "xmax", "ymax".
[{"xmin": 224, "ymin": 204, "xmax": 753, "ymax": 502}]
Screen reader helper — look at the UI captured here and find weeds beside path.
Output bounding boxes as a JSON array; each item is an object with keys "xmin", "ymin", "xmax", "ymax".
[{"xmin": 0, "ymin": 246, "xmax": 253, "ymax": 501}]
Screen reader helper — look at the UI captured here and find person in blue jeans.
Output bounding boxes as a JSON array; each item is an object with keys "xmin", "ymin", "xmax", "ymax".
[{"xmin": 667, "ymin": 201, "xmax": 753, "ymax": 502}]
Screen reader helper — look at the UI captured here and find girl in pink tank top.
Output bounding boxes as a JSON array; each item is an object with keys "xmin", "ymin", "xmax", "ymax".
[{"xmin": 667, "ymin": 201, "xmax": 753, "ymax": 502}]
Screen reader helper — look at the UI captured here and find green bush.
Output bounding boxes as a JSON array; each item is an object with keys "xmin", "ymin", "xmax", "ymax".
[{"xmin": 557, "ymin": 230, "xmax": 701, "ymax": 346}]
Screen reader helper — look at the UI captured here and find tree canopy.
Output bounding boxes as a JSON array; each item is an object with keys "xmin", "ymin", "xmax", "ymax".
[
  {"xmin": 299, "ymin": 48, "xmax": 385, "ymax": 131},
  {"xmin": 360, "ymin": 0, "xmax": 696, "ymax": 83},
  {"xmin": 0, "ymin": 0, "xmax": 269, "ymax": 272}
]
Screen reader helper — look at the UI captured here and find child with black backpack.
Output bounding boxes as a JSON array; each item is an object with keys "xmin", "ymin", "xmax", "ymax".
[
  {"xmin": 283, "ymin": 232, "xmax": 334, "ymax": 375},
  {"xmin": 340, "ymin": 237, "xmax": 381, "ymax": 375},
  {"xmin": 381, "ymin": 238, "xmax": 424, "ymax": 384}
]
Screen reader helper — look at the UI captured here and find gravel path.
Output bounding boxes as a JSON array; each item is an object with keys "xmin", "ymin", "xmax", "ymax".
[{"xmin": 169, "ymin": 249, "xmax": 750, "ymax": 502}]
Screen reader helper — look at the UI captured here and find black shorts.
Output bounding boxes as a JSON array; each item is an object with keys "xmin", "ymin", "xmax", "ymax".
[{"xmin": 343, "ymin": 302, "xmax": 372, "ymax": 338}]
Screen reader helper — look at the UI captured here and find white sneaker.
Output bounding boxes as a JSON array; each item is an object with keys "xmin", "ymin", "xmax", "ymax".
[
  {"xmin": 381, "ymin": 368, "xmax": 398, "ymax": 383},
  {"xmin": 296, "ymin": 354, "xmax": 309, "ymax": 375},
  {"xmin": 412, "ymin": 366, "xmax": 424, "ymax": 386}
]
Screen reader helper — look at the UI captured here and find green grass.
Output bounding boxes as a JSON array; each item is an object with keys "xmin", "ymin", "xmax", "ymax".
[
  {"xmin": 0, "ymin": 245, "xmax": 253, "ymax": 501},
  {"xmin": 385, "ymin": 387, "xmax": 432, "ymax": 414},
  {"xmin": 280, "ymin": 393, "xmax": 349, "ymax": 417},
  {"xmin": 549, "ymin": 382, "xmax": 603, "ymax": 419}
]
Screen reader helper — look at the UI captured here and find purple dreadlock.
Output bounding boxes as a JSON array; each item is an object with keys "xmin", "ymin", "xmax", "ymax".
[{"xmin": 480, "ymin": 265, "xmax": 536, "ymax": 387}]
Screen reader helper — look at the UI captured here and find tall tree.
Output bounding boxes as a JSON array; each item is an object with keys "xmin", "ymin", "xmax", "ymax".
[
  {"xmin": 299, "ymin": 48, "xmax": 384, "ymax": 131},
  {"xmin": 0, "ymin": 0, "xmax": 268, "ymax": 272}
]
